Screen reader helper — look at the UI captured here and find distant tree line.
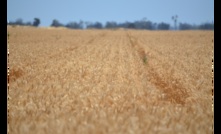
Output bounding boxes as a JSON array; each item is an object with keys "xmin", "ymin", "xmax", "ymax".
[
  {"xmin": 8, "ymin": 17, "xmax": 214, "ymax": 30},
  {"xmin": 179, "ymin": 22, "xmax": 214, "ymax": 30},
  {"xmin": 49, "ymin": 18, "xmax": 171, "ymax": 30},
  {"xmin": 8, "ymin": 18, "xmax": 40, "ymax": 27}
]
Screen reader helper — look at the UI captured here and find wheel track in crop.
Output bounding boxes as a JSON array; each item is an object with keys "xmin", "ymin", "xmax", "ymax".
[{"xmin": 126, "ymin": 30, "xmax": 189, "ymax": 105}]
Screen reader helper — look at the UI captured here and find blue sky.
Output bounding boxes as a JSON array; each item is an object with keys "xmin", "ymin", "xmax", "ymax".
[{"xmin": 7, "ymin": 0, "xmax": 214, "ymax": 27}]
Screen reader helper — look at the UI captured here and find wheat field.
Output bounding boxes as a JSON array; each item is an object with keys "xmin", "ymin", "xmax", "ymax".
[{"xmin": 8, "ymin": 26, "xmax": 213, "ymax": 134}]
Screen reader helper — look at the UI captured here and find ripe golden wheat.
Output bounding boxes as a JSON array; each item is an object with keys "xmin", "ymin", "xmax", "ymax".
[{"xmin": 8, "ymin": 26, "xmax": 213, "ymax": 134}]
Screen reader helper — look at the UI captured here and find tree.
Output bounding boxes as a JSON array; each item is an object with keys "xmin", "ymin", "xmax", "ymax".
[
  {"xmin": 33, "ymin": 18, "xmax": 40, "ymax": 27},
  {"xmin": 15, "ymin": 18, "xmax": 24, "ymax": 25},
  {"xmin": 105, "ymin": 21, "xmax": 117, "ymax": 29},
  {"xmin": 127, "ymin": 22, "xmax": 135, "ymax": 29},
  {"xmin": 157, "ymin": 22, "xmax": 170, "ymax": 30},
  {"xmin": 66, "ymin": 21, "xmax": 83, "ymax": 29},
  {"xmin": 198, "ymin": 22, "xmax": 214, "ymax": 30},
  {"xmin": 25, "ymin": 21, "xmax": 32, "ymax": 26},
  {"xmin": 86, "ymin": 22, "xmax": 103, "ymax": 29},
  {"xmin": 93, "ymin": 22, "xmax": 103, "ymax": 29},
  {"xmin": 179, "ymin": 23, "xmax": 193, "ymax": 30},
  {"xmin": 51, "ymin": 19, "xmax": 64, "ymax": 27},
  {"xmin": 134, "ymin": 18, "xmax": 154, "ymax": 30},
  {"xmin": 117, "ymin": 22, "xmax": 128, "ymax": 28}
]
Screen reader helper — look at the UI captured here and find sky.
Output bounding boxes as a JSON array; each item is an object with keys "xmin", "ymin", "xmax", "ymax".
[{"xmin": 7, "ymin": 0, "xmax": 214, "ymax": 27}]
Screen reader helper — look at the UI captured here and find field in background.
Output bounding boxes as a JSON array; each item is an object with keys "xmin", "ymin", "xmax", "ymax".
[{"xmin": 8, "ymin": 26, "xmax": 213, "ymax": 134}]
